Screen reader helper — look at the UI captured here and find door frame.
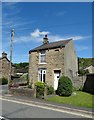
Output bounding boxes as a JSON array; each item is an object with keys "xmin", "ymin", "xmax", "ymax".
[{"xmin": 54, "ymin": 70, "xmax": 61, "ymax": 90}]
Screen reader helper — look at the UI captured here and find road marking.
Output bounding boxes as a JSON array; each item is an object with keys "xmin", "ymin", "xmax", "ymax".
[
  {"xmin": 0, "ymin": 97, "xmax": 92, "ymax": 118},
  {"xmin": 1, "ymin": 95, "xmax": 92, "ymax": 116},
  {"xmin": 0, "ymin": 116, "xmax": 4, "ymax": 119}
]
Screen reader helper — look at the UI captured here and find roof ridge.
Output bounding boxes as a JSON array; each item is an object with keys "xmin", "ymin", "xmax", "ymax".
[
  {"xmin": 29, "ymin": 39, "xmax": 72, "ymax": 53},
  {"xmin": 49, "ymin": 38, "xmax": 72, "ymax": 44}
]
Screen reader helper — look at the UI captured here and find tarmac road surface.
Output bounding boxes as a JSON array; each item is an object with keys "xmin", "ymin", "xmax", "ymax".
[{"xmin": 1, "ymin": 97, "xmax": 86, "ymax": 119}]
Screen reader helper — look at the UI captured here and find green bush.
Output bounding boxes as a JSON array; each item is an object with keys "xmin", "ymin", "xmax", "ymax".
[
  {"xmin": 0, "ymin": 77, "xmax": 8, "ymax": 85},
  {"xmin": 57, "ymin": 76, "xmax": 73, "ymax": 96},
  {"xmin": 35, "ymin": 81, "xmax": 45, "ymax": 98},
  {"xmin": 47, "ymin": 85, "xmax": 54, "ymax": 95}
]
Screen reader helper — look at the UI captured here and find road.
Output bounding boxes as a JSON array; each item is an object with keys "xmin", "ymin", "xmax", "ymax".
[
  {"xmin": 0, "ymin": 85, "xmax": 91, "ymax": 119},
  {"xmin": 1, "ymin": 97, "xmax": 85, "ymax": 119}
]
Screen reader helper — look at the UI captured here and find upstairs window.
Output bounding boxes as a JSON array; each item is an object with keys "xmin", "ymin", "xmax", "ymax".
[{"xmin": 39, "ymin": 50, "xmax": 46, "ymax": 63}]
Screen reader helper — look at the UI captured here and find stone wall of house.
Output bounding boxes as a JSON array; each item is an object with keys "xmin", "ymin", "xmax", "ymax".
[
  {"xmin": 2, "ymin": 57, "xmax": 10, "ymax": 79},
  {"xmin": 46, "ymin": 48, "xmax": 65, "ymax": 87},
  {"xmin": 29, "ymin": 48, "xmax": 65, "ymax": 88},
  {"xmin": 0, "ymin": 55, "xmax": 15, "ymax": 80},
  {"xmin": 64, "ymin": 40, "xmax": 78, "ymax": 81}
]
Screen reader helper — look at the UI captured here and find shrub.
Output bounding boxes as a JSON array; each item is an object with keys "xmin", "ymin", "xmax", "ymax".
[
  {"xmin": 57, "ymin": 76, "xmax": 73, "ymax": 96},
  {"xmin": 0, "ymin": 77, "xmax": 8, "ymax": 85},
  {"xmin": 47, "ymin": 85, "xmax": 54, "ymax": 95},
  {"xmin": 35, "ymin": 81, "xmax": 45, "ymax": 98}
]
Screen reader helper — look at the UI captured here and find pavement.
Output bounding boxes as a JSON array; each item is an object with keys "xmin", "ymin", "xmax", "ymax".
[{"xmin": 1, "ymin": 93, "xmax": 93, "ymax": 119}]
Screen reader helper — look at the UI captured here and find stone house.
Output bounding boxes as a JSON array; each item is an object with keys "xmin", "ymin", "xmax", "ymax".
[
  {"xmin": 0, "ymin": 52, "xmax": 15, "ymax": 80},
  {"xmin": 29, "ymin": 35, "xmax": 78, "ymax": 90},
  {"xmin": 84, "ymin": 65, "xmax": 94, "ymax": 74}
]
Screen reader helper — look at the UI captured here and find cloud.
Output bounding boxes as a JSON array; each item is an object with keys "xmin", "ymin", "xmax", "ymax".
[
  {"xmin": 0, "ymin": 49, "xmax": 2, "ymax": 57},
  {"xmin": 49, "ymin": 35, "xmax": 90, "ymax": 42},
  {"xmin": 3, "ymin": 28, "xmax": 90, "ymax": 48},
  {"xmin": 31, "ymin": 29, "xmax": 50, "ymax": 38},
  {"xmin": 56, "ymin": 11, "xmax": 66, "ymax": 16},
  {"xmin": 71, "ymin": 36, "xmax": 90, "ymax": 41},
  {"xmin": 14, "ymin": 29, "xmax": 90, "ymax": 44},
  {"xmin": 75, "ymin": 45, "xmax": 89, "ymax": 51},
  {"xmin": 14, "ymin": 36, "xmax": 32, "ymax": 43},
  {"xmin": 2, "ymin": 2, "xmax": 18, "ymax": 9}
]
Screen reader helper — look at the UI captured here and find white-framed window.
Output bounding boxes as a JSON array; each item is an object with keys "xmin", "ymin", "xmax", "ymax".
[
  {"xmin": 38, "ymin": 69, "xmax": 46, "ymax": 83},
  {"xmin": 39, "ymin": 50, "xmax": 46, "ymax": 63}
]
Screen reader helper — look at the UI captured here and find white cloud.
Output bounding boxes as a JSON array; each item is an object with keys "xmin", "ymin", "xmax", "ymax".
[
  {"xmin": 13, "ymin": 33, "xmax": 90, "ymax": 44},
  {"xmin": 56, "ymin": 11, "xmax": 66, "ymax": 16},
  {"xmin": 31, "ymin": 29, "xmax": 50, "ymax": 38},
  {"xmin": 75, "ymin": 45, "xmax": 89, "ymax": 51},
  {"xmin": 0, "ymin": 49, "xmax": 2, "ymax": 57},
  {"xmin": 4, "ymin": 28, "xmax": 90, "ymax": 45},
  {"xmin": 14, "ymin": 36, "xmax": 32, "ymax": 43},
  {"xmin": 48, "ymin": 35, "xmax": 90, "ymax": 42},
  {"xmin": 2, "ymin": 2, "xmax": 18, "ymax": 9},
  {"xmin": 71, "ymin": 36, "xmax": 90, "ymax": 41}
]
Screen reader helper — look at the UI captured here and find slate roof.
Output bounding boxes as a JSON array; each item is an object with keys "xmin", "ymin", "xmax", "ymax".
[{"xmin": 29, "ymin": 39, "xmax": 72, "ymax": 53}]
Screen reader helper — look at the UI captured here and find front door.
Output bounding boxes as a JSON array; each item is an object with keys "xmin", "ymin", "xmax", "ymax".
[{"xmin": 54, "ymin": 72, "xmax": 60, "ymax": 90}]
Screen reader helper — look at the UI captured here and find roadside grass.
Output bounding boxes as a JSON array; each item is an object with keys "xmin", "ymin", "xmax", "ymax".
[{"xmin": 47, "ymin": 91, "xmax": 94, "ymax": 108}]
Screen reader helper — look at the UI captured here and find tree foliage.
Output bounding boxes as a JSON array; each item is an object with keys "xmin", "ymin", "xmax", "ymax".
[
  {"xmin": 14, "ymin": 62, "xmax": 29, "ymax": 73},
  {"xmin": 78, "ymin": 58, "xmax": 94, "ymax": 69}
]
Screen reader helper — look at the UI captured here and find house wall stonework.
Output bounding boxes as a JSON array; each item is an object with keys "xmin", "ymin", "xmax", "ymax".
[
  {"xmin": 0, "ymin": 53, "xmax": 15, "ymax": 80},
  {"xmin": 29, "ymin": 48, "xmax": 65, "ymax": 88},
  {"xmin": 29, "ymin": 40, "xmax": 78, "ymax": 89},
  {"xmin": 64, "ymin": 41, "xmax": 78, "ymax": 79}
]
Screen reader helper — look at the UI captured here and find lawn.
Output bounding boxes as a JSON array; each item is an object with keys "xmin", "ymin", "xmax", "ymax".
[{"xmin": 47, "ymin": 91, "xmax": 94, "ymax": 108}]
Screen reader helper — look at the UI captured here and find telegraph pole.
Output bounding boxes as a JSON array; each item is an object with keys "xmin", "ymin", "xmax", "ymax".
[{"xmin": 8, "ymin": 28, "xmax": 14, "ymax": 93}]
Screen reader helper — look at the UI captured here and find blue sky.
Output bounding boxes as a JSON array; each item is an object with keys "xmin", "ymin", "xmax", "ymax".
[{"xmin": 2, "ymin": 2, "xmax": 92, "ymax": 63}]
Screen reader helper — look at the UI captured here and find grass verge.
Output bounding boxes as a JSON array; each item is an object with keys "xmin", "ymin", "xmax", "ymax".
[{"xmin": 47, "ymin": 91, "xmax": 94, "ymax": 108}]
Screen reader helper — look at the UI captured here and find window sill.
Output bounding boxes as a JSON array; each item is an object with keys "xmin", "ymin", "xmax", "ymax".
[{"xmin": 38, "ymin": 63, "xmax": 47, "ymax": 65}]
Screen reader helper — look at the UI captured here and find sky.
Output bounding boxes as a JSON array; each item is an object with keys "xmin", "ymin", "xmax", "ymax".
[{"xmin": 2, "ymin": 2, "xmax": 92, "ymax": 63}]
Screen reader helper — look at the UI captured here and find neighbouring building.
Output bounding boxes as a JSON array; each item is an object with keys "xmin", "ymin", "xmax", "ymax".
[
  {"xmin": 29, "ymin": 35, "xmax": 78, "ymax": 90},
  {"xmin": 0, "ymin": 52, "xmax": 15, "ymax": 79},
  {"xmin": 84, "ymin": 65, "xmax": 94, "ymax": 74}
]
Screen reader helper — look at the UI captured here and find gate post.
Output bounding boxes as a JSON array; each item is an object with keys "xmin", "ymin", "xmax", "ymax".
[
  {"xmin": 44, "ymin": 86, "xmax": 47, "ymax": 100},
  {"xmin": 33, "ymin": 86, "xmax": 36, "ymax": 98}
]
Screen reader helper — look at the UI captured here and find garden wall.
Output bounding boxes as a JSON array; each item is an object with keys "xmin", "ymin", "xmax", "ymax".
[{"xmin": 10, "ymin": 87, "xmax": 35, "ymax": 97}]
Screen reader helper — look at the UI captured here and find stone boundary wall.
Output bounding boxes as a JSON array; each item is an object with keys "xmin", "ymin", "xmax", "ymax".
[
  {"xmin": 72, "ymin": 76, "xmax": 86, "ymax": 89},
  {"xmin": 10, "ymin": 88, "xmax": 35, "ymax": 97}
]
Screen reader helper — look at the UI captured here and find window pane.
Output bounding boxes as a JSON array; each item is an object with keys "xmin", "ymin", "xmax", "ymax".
[
  {"xmin": 41, "ymin": 55, "xmax": 46, "ymax": 63},
  {"xmin": 41, "ymin": 50, "xmax": 45, "ymax": 54},
  {"xmin": 38, "ymin": 69, "xmax": 46, "ymax": 82},
  {"xmin": 41, "ymin": 73, "xmax": 42, "ymax": 82},
  {"xmin": 43, "ymin": 74, "xmax": 45, "ymax": 83},
  {"xmin": 40, "ymin": 50, "xmax": 46, "ymax": 63}
]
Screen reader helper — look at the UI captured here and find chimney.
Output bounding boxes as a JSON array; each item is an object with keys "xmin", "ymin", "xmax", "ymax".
[
  {"xmin": 2, "ymin": 52, "xmax": 7, "ymax": 58},
  {"xmin": 43, "ymin": 35, "xmax": 49, "ymax": 44}
]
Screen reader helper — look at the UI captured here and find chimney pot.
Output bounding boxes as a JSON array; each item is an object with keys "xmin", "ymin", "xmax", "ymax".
[
  {"xmin": 2, "ymin": 52, "xmax": 7, "ymax": 58},
  {"xmin": 43, "ymin": 35, "xmax": 49, "ymax": 44}
]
